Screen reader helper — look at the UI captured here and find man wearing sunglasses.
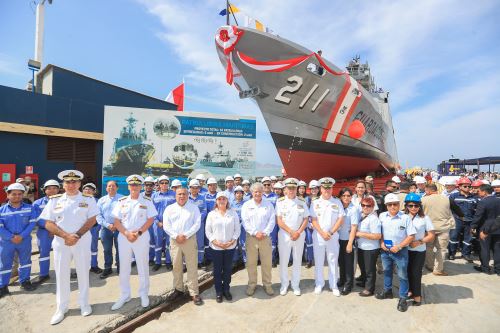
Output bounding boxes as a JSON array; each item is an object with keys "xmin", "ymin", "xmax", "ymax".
[
  {"xmin": 261, "ymin": 176, "xmax": 278, "ymax": 267},
  {"xmin": 448, "ymin": 178, "xmax": 477, "ymax": 262}
]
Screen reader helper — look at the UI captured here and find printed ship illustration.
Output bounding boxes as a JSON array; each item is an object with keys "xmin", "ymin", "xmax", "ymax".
[
  {"xmin": 215, "ymin": 26, "xmax": 399, "ymax": 180},
  {"xmin": 104, "ymin": 113, "xmax": 155, "ymax": 176},
  {"xmin": 200, "ymin": 141, "xmax": 236, "ymax": 168}
]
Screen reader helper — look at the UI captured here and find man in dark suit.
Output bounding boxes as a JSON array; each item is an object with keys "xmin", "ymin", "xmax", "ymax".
[{"xmin": 471, "ymin": 184, "xmax": 500, "ymax": 275}]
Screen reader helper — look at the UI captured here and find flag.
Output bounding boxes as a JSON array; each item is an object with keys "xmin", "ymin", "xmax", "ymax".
[
  {"xmin": 219, "ymin": 3, "xmax": 240, "ymax": 16},
  {"xmin": 166, "ymin": 82, "xmax": 184, "ymax": 111}
]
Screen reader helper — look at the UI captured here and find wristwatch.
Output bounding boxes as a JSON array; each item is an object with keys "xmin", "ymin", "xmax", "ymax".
[
  {"xmin": 138, "ymin": 230, "xmax": 143, "ymax": 236},
  {"xmin": 328, "ymin": 231, "xmax": 334, "ymax": 236}
]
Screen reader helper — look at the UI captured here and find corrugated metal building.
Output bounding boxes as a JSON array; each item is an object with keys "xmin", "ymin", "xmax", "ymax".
[{"xmin": 0, "ymin": 65, "xmax": 176, "ymax": 198}]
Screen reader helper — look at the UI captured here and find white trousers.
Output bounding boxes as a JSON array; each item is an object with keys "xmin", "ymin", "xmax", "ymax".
[
  {"xmin": 118, "ymin": 233, "xmax": 150, "ymax": 299},
  {"xmin": 278, "ymin": 230, "xmax": 305, "ymax": 289},
  {"xmin": 312, "ymin": 230, "xmax": 340, "ymax": 290},
  {"xmin": 52, "ymin": 233, "xmax": 91, "ymax": 310}
]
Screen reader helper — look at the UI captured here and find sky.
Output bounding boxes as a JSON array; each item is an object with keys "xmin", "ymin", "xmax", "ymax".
[{"xmin": 1, "ymin": 0, "xmax": 499, "ymax": 170}]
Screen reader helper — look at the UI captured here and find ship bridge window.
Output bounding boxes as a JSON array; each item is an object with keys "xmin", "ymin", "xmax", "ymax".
[{"xmin": 306, "ymin": 63, "xmax": 325, "ymax": 77}]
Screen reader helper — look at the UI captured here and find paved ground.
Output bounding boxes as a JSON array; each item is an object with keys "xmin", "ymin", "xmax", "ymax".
[
  {"xmin": 136, "ymin": 258, "xmax": 500, "ymax": 333},
  {"xmin": 1, "ymin": 239, "xmax": 499, "ymax": 333}
]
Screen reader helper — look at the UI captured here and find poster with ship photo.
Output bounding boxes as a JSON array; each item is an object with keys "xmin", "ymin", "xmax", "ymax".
[{"xmin": 103, "ymin": 106, "xmax": 256, "ymax": 193}]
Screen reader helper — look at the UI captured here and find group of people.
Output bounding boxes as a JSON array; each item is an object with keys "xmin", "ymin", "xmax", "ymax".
[{"xmin": 1, "ymin": 170, "xmax": 499, "ymax": 325}]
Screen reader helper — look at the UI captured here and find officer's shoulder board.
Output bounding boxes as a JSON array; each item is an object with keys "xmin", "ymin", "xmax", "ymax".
[
  {"xmin": 312, "ymin": 197, "xmax": 319, "ymax": 201},
  {"xmin": 118, "ymin": 196, "xmax": 128, "ymax": 201},
  {"xmin": 49, "ymin": 194, "xmax": 63, "ymax": 199},
  {"xmin": 297, "ymin": 197, "xmax": 305, "ymax": 202},
  {"xmin": 277, "ymin": 196, "xmax": 285, "ymax": 202},
  {"xmin": 143, "ymin": 196, "xmax": 152, "ymax": 201},
  {"xmin": 82, "ymin": 193, "xmax": 94, "ymax": 198}
]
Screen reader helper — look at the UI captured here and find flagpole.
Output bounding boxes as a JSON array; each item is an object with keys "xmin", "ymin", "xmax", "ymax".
[{"xmin": 226, "ymin": 0, "xmax": 229, "ymax": 25}]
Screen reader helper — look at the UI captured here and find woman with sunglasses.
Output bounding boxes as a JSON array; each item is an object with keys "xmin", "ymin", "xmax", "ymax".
[
  {"xmin": 405, "ymin": 193, "xmax": 435, "ymax": 306},
  {"xmin": 337, "ymin": 188, "xmax": 359, "ymax": 295},
  {"xmin": 352, "ymin": 180, "xmax": 379, "ymax": 212},
  {"xmin": 356, "ymin": 197, "xmax": 381, "ymax": 297},
  {"xmin": 304, "ymin": 180, "xmax": 320, "ymax": 269}
]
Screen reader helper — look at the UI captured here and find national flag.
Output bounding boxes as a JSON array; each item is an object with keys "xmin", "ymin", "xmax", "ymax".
[
  {"xmin": 166, "ymin": 82, "xmax": 184, "ymax": 111},
  {"xmin": 219, "ymin": 3, "xmax": 240, "ymax": 16}
]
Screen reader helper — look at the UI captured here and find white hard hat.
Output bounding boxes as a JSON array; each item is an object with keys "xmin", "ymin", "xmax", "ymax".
[
  {"xmin": 234, "ymin": 185, "xmax": 244, "ymax": 192},
  {"xmin": 384, "ymin": 193, "xmax": 400, "ymax": 204},
  {"xmin": 298, "ymin": 180, "xmax": 307, "ymax": 187},
  {"xmin": 189, "ymin": 179, "xmax": 200, "ymax": 187},
  {"xmin": 144, "ymin": 176, "xmax": 155, "ymax": 183},
  {"xmin": 196, "ymin": 174, "xmax": 206, "ymax": 181},
  {"xmin": 261, "ymin": 176, "xmax": 271, "ymax": 183},
  {"xmin": 43, "ymin": 179, "xmax": 60, "ymax": 188},
  {"xmin": 207, "ymin": 177, "xmax": 217, "ymax": 185},
  {"xmin": 83, "ymin": 183, "xmax": 97, "ymax": 190},
  {"xmin": 273, "ymin": 182, "xmax": 284, "ymax": 189},
  {"xmin": 482, "ymin": 179, "xmax": 490, "ymax": 185},
  {"xmin": 270, "ymin": 176, "xmax": 278, "ymax": 181},
  {"xmin": 6, "ymin": 183, "xmax": 26, "ymax": 193},
  {"xmin": 309, "ymin": 180, "xmax": 319, "ymax": 188},
  {"xmin": 158, "ymin": 175, "xmax": 170, "ymax": 182},
  {"xmin": 233, "ymin": 173, "xmax": 242, "ymax": 179},
  {"xmin": 225, "ymin": 176, "xmax": 234, "ymax": 182},
  {"xmin": 391, "ymin": 176, "xmax": 401, "ymax": 183},
  {"xmin": 491, "ymin": 179, "xmax": 500, "ymax": 187},
  {"xmin": 413, "ymin": 176, "xmax": 426, "ymax": 184},
  {"xmin": 216, "ymin": 191, "xmax": 229, "ymax": 199},
  {"xmin": 171, "ymin": 179, "xmax": 182, "ymax": 187},
  {"xmin": 242, "ymin": 179, "xmax": 250, "ymax": 185}
]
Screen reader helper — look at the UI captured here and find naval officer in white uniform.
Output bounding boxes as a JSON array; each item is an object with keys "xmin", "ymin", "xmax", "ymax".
[
  {"xmin": 276, "ymin": 178, "xmax": 309, "ymax": 296},
  {"xmin": 39, "ymin": 170, "xmax": 99, "ymax": 325},
  {"xmin": 111, "ymin": 175, "xmax": 158, "ymax": 310}
]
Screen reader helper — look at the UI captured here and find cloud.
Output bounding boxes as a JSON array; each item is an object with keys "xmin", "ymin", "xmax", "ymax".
[{"xmin": 139, "ymin": 0, "xmax": 500, "ymax": 171}]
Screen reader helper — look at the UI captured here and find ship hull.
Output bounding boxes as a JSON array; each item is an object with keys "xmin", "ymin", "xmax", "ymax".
[
  {"xmin": 215, "ymin": 26, "xmax": 399, "ymax": 180},
  {"xmin": 200, "ymin": 160, "xmax": 236, "ymax": 168}
]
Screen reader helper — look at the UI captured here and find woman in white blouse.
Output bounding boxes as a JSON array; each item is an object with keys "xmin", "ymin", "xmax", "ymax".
[
  {"xmin": 205, "ymin": 192, "xmax": 241, "ymax": 303},
  {"xmin": 352, "ymin": 180, "xmax": 379, "ymax": 212}
]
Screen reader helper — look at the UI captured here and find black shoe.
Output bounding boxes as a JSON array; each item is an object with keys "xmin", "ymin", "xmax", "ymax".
[
  {"xmin": 272, "ymin": 261, "xmax": 277, "ymax": 268},
  {"xmin": 216, "ymin": 294, "xmax": 223, "ymax": 303},
  {"xmin": 449, "ymin": 254, "xmax": 455, "ymax": 261},
  {"xmin": 463, "ymin": 255, "xmax": 474, "ymax": 263},
  {"xmin": 183, "ymin": 266, "xmax": 187, "ymax": 273},
  {"xmin": 288, "ymin": 261, "xmax": 292, "ymax": 267},
  {"xmin": 340, "ymin": 288, "xmax": 352, "ymax": 296},
  {"xmin": 165, "ymin": 264, "xmax": 173, "ymax": 272},
  {"xmin": 20, "ymin": 281, "xmax": 36, "ymax": 291},
  {"xmin": 305, "ymin": 261, "xmax": 312, "ymax": 269},
  {"xmin": 375, "ymin": 290, "xmax": 394, "ymax": 300},
  {"xmin": 223, "ymin": 290, "xmax": 233, "ymax": 301},
  {"xmin": 117, "ymin": 266, "xmax": 120, "ymax": 274},
  {"xmin": 70, "ymin": 271, "xmax": 77, "ymax": 279},
  {"xmin": 90, "ymin": 266, "xmax": 103, "ymax": 274},
  {"xmin": 131, "ymin": 261, "xmax": 137, "ymax": 267},
  {"xmin": 397, "ymin": 298, "xmax": 409, "ymax": 312},
  {"xmin": 149, "ymin": 260, "xmax": 155, "ymax": 266},
  {"xmin": 355, "ymin": 276, "xmax": 364, "ymax": 282},
  {"xmin": 355, "ymin": 281, "xmax": 365, "ymax": 288},
  {"xmin": 100, "ymin": 268, "xmax": 113, "ymax": 279},
  {"xmin": 337, "ymin": 280, "xmax": 345, "ymax": 288},
  {"xmin": 198, "ymin": 263, "xmax": 203, "ymax": 269},
  {"xmin": 0, "ymin": 286, "xmax": 10, "ymax": 298},
  {"xmin": 359, "ymin": 290, "xmax": 373, "ymax": 297},
  {"xmin": 473, "ymin": 266, "xmax": 491, "ymax": 274},
  {"xmin": 412, "ymin": 300, "xmax": 422, "ymax": 306},
  {"xmin": 36, "ymin": 275, "xmax": 50, "ymax": 284},
  {"xmin": 152, "ymin": 264, "xmax": 161, "ymax": 272},
  {"xmin": 171, "ymin": 289, "xmax": 184, "ymax": 299},
  {"xmin": 192, "ymin": 295, "xmax": 203, "ymax": 306}
]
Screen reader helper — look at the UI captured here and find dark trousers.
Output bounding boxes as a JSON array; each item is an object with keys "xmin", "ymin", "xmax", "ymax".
[
  {"xmin": 449, "ymin": 219, "xmax": 472, "ymax": 256},
  {"xmin": 101, "ymin": 227, "xmax": 119, "ymax": 269},
  {"xmin": 480, "ymin": 235, "xmax": 500, "ymax": 273},
  {"xmin": 212, "ymin": 248, "xmax": 235, "ymax": 294},
  {"xmin": 338, "ymin": 240, "xmax": 355, "ymax": 289},
  {"xmin": 408, "ymin": 250, "xmax": 426, "ymax": 297},
  {"xmin": 357, "ymin": 248, "xmax": 379, "ymax": 293}
]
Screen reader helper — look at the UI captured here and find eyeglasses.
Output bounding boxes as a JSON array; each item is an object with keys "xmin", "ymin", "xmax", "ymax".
[
  {"xmin": 341, "ymin": 194, "xmax": 352, "ymax": 197},
  {"xmin": 461, "ymin": 185, "xmax": 471, "ymax": 188},
  {"xmin": 406, "ymin": 204, "xmax": 420, "ymax": 208},
  {"xmin": 361, "ymin": 204, "xmax": 373, "ymax": 208},
  {"xmin": 263, "ymin": 184, "xmax": 271, "ymax": 186},
  {"xmin": 145, "ymin": 184, "xmax": 154, "ymax": 186},
  {"xmin": 159, "ymin": 182, "xmax": 169, "ymax": 185},
  {"xmin": 386, "ymin": 202, "xmax": 399, "ymax": 206}
]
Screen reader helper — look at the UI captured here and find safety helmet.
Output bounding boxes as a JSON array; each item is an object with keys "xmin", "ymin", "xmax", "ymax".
[
  {"xmin": 404, "ymin": 193, "xmax": 421, "ymax": 203},
  {"xmin": 43, "ymin": 179, "xmax": 60, "ymax": 189},
  {"xmin": 471, "ymin": 180, "xmax": 483, "ymax": 187},
  {"xmin": 456, "ymin": 177, "xmax": 472, "ymax": 186}
]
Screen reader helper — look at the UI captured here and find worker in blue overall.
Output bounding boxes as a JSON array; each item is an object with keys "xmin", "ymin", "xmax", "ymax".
[
  {"xmin": 262, "ymin": 176, "xmax": 278, "ymax": 266},
  {"xmin": 304, "ymin": 180, "xmax": 320, "ymax": 268},
  {"xmin": 151, "ymin": 175, "xmax": 175, "ymax": 272},
  {"xmin": 83, "ymin": 183, "xmax": 102, "ymax": 274},
  {"xmin": 196, "ymin": 174, "xmax": 208, "ymax": 195},
  {"xmin": 231, "ymin": 185, "xmax": 247, "ymax": 266},
  {"xmin": 32, "ymin": 179, "xmax": 60, "ymax": 284},
  {"xmin": 0, "ymin": 183, "xmax": 37, "ymax": 298},
  {"xmin": 242, "ymin": 179, "xmax": 252, "ymax": 201},
  {"xmin": 189, "ymin": 179, "xmax": 208, "ymax": 268},
  {"xmin": 142, "ymin": 176, "xmax": 157, "ymax": 265},
  {"xmin": 205, "ymin": 177, "xmax": 218, "ymax": 213}
]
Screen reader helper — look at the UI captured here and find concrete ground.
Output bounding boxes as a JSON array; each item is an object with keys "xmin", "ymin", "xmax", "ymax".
[
  {"xmin": 0, "ymin": 238, "xmax": 208, "ymax": 333},
  {"xmin": 136, "ymin": 258, "xmax": 500, "ymax": 333}
]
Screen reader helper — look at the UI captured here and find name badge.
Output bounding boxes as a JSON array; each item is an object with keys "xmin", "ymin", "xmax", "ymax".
[
  {"xmin": 139, "ymin": 205, "xmax": 147, "ymax": 209},
  {"xmin": 79, "ymin": 202, "xmax": 88, "ymax": 208}
]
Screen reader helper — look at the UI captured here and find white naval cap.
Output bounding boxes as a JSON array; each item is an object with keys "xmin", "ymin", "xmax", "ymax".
[
  {"xmin": 319, "ymin": 177, "xmax": 336, "ymax": 188},
  {"xmin": 261, "ymin": 176, "xmax": 271, "ymax": 183},
  {"xmin": 225, "ymin": 176, "xmax": 234, "ymax": 182},
  {"xmin": 171, "ymin": 179, "xmax": 182, "ymax": 187},
  {"xmin": 234, "ymin": 185, "xmax": 244, "ymax": 192},
  {"xmin": 391, "ymin": 176, "xmax": 401, "ymax": 183},
  {"xmin": 273, "ymin": 181, "xmax": 284, "ymax": 189},
  {"xmin": 189, "ymin": 179, "xmax": 200, "ymax": 187},
  {"xmin": 384, "ymin": 193, "xmax": 400, "ymax": 204},
  {"xmin": 283, "ymin": 178, "xmax": 298, "ymax": 187},
  {"xmin": 83, "ymin": 183, "xmax": 97, "ymax": 190},
  {"xmin": 58, "ymin": 170, "xmax": 84, "ymax": 181},
  {"xmin": 158, "ymin": 175, "xmax": 170, "ymax": 182},
  {"xmin": 6, "ymin": 183, "xmax": 26, "ymax": 193},
  {"xmin": 233, "ymin": 173, "xmax": 242, "ymax": 179},
  {"xmin": 144, "ymin": 176, "xmax": 155, "ymax": 184},
  {"xmin": 270, "ymin": 175, "xmax": 278, "ymax": 181},
  {"xmin": 242, "ymin": 179, "xmax": 250, "ymax": 185},
  {"xmin": 216, "ymin": 191, "xmax": 229, "ymax": 199},
  {"xmin": 196, "ymin": 174, "xmax": 206, "ymax": 181},
  {"xmin": 43, "ymin": 179, "xmax": 60, "ymax": 188},
  {"xmin": 126, "ymin": 174, "xmax": 144, "ymax": 185},
  {"xmin": 207, "ymin": 177, "xmax": 217, "ymax": 185},
  {"xmin": 308, "ymin": 180, "xmax": 319, "ymax": 188}
]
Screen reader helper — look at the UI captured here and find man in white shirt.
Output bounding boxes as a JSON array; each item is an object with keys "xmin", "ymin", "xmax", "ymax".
[
  {"xmin": 163, "ymin": 187, "xmax": 203, "ymax": 305},
  {"xmin": 39, "ymin": 170, "xmax": 99, "ymax": 325},
  {"xmin": 241, "ymin": 182, "xmax": 276, "ymax": 296},
  {"xmin": 111, "ymin": 175, "xmax": 158, "ymax": 310},
  {"xmin": 276, "ymin": 178, "xmax": 309, "ymax": 296}
]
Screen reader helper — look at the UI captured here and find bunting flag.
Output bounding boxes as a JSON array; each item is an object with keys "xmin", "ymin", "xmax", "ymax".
[
  {"xmin": 244, "ymin": 15, "xmax": 270, "ymax": 32},
  {"xmin": 219, "ymin": 4, "xmax": 240, "ymax": 16},
  {"xmin": 166, "ymin": 82, "xmax": 184, "ymax": 111}
]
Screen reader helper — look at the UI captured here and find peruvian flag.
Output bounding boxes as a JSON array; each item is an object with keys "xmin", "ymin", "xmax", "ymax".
[{"xmin": 166, "ymin": 81, "xmax": 184, "ymax": 111}]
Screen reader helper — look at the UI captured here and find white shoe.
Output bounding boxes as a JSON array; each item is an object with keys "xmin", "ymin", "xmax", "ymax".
[
  {"xmin": 81, "ymin": 305, "xmax": 92, "ymax": 317},
  {"xmin": 140, "ymin": 295, "xmax": 149, "ymax": 308},
  {"xmin": 293, "ymin": 288, "xmax": 301, "ymax": 296},
  {"xmin": 314, "ymin": 286, "xmax": 323, "ymax": 294},
  {"xmin": 50, "ymin": 308, "xmax": 68, "ymax": 325},
  {"xmin": 279, "ymin": 286, "xmax": 288, "ymax": 296},
  {"xmin": 332, "ymin": 289, "xmax": 340, "ymax": 297},
  {"xmin": 111, "ymin": 297, "xmax": 131, "ymax": 311}
]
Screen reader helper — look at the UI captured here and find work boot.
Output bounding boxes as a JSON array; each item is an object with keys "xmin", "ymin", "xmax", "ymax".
[
  {"xmin": 223, "ymin": 290, "xmax": 233, "ymax": 301},
  {"xmin": 192, "ymin": 295, "xmax": 203, "ymax": 306},
  {"xmin": 375, "ymin": 290, "xmax": 393, "ymax": 300},
  {"xmin": 131, "ymin": 261, "xmax": 137, "ymax": 267},
  {"xmin": 152, "ymin": 264, "xmax": 161, "ymax": 272},
  {"xmin": 149, "ymin": 260, "xmax": 155, "ymax": 266},
  {"xmin": 0, "ymin": 286, "xmax": 10, "ymax": 298},
  {"xmin": 100, "ymin": 268, "xmax": 113, "ymax": 279},
  {"xmin": 448, "ymin": 254, "xmax": 456, "ymax": 261},
  {"xmin": 90, "ymin": 266, "xmax": 103, "ymax": 274},
  {"xmin": 165, "ymin": 263, "xmax": 173, "ymax": 272},
  {"xmin": 36, "ymin": 275, "xmax": 50, "ymax": 284},
  {"xmin": 397, "ymin": 298, "xmax": 409, "ymax": 312},
  {"xmin": 246, "ymin": 285, "xmax": 256, "ymax": 296},
  {"xmin": 463, "ymin": 255, "xmax": 474, "ymax": 263},
  {"xmin": 216, "ymin": 294, "xmax": 223, "ymax": 303},
  {"xmin": 305, "ymin": 261, "xmax": 313, "ymax": 269},
  {"xmin": 70, "ymin": 271, "xmax": 77, "ymax": 279},
  {"xmin": 264, "ymin": 285, "xmax": 274, "ymax": 296},
  {"xmin": 21, "ymin": 281, "xmax": 36, "ymax": 291}
]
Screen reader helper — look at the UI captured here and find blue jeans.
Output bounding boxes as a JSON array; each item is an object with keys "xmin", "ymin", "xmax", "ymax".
[
  {"xmin": 100, "ymin": 227, "xmax": 119, "ymax": 269},
  {"xmin": 380, "ymin": 248, "xmax": 409, "ymax": 298},
  {"xmin": 449, "ymin": 219, "xmax": 472, "ymax": 256}
]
